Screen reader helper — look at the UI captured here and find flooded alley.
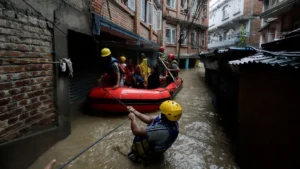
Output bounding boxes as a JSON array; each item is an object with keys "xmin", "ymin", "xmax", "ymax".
[{"xmin": 29, "ymin": 67, "xmax": 238, "ymax": 169}]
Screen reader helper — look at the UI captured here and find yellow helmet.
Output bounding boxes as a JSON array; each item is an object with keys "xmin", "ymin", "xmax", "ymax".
[
  {"xmin": 101, "ymin": 48, "xmax": 111, "ymax": 57},
  {"xmin": 120, "ymin": 56, "xmax": 126, "ymax": 62},
  {"xmin": 160, "ymin": 100, "xmax": 182, "ymax": 122}
]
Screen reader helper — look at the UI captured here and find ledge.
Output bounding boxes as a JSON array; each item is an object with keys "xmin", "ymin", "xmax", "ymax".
[
  {"xmin": 113, "ymin": 0, "xmax": 135, "ymax": 17},
  {"xmin": 233, "ymin": 11, "xmax": 241, "ymax": 16},
  {"xmin": 167, "ymin": 7, "xmax": 177, "ymax": 12},
  {"xmin": 180, "ymin": 45, "xmax": 189, "ymax": 48},
  {"xmin": 166, "ymin": 44, "xmax": 176, "ymax": 47},
  {"xmin": 222, "ymin": 17, "xmax": 229, "ymax": 21},
  {"xmin": 141, "ymin": 21, "xmax": 150, "ymax": 31}
]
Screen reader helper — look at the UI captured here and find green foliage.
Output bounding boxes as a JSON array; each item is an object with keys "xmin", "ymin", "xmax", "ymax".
[{"xmin": 239, "ymin": 25, "xmax": 246, "ymax": 47}]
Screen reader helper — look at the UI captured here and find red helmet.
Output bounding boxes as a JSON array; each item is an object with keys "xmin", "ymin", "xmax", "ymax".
[
  {"xmin": 159, "ymin": 46, "xmax": 164, "ymax": 52},
  {"xmin": 168, "ymin": 54, "xmax": 175, "ymax": 60}
]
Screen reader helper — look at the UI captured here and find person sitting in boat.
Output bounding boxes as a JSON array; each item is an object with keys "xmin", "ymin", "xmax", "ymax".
[
  {"xmin": 133, "ymin": 65, "xmax": 146, "ymax": 88},
  {"xmin": 166, "ymin": 53, "xmax": 180, "ymax": 84},
  {"xmin": 124, "ymin": 58, "xmax": 135, "ymax": 86},
  {"xmin": 127, "ymin": 100, "xmax": 182, "ymax": 162},
  {"xmin": 147, "ymin": 66, "xmax": 160, "ymax": 89},
  {"xmin": 99, "ymin": 48, "xmax": 121, "ymax": 89},
  {"xmin": 119, "ymin": 56, "xmax": 127, "ymax": 87}
]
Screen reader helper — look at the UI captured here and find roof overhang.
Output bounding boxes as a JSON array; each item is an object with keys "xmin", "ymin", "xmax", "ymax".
[{"xmin": 260, "ymin": 0, "xmax": 297, "ymax": 18}]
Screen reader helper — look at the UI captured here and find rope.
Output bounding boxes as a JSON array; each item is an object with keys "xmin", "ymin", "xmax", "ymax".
[
  {"xmin": 58, "ymin": 89, "xmax": 129, "ymax": 169},
  {"xmin": 58, "ymin": 118, "xmax": 129, "ymax": 169}
]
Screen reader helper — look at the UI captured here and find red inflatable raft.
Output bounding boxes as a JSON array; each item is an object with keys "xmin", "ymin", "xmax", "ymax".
[{"xmin": 88, "ymin": 77, "xmax": 183, "ymax": 113}]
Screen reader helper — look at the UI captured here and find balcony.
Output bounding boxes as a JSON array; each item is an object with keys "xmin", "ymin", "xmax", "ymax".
[
  {"xmin": 208, "ymin": 37, "xmax": 238, "ymax": 49},
  {"xmin": 261, "ymin": 0, "xmax": 296, "ymax": 18}
]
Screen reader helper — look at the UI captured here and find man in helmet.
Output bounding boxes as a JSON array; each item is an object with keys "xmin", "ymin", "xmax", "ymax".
[
  {"xmin": 166, "ymin": 53, "xmax": 180, "ymax": 84},
  {"xmin": 127, "ymin": 100, "xmax": 182, "ymax": 162},
  {"xmin": 99, "ymin": 48, "xmax": 121, "ymax": 89}
]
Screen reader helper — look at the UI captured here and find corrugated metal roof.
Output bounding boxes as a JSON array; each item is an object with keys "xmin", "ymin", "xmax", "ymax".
[{"xmin": 229, "ymin": 53, "xmax": 300, "ymax": 69}]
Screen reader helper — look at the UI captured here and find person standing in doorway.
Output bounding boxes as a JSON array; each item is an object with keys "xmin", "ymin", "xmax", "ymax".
[{"xmin": 127, "ymin": 100, "xmax": 182, "ymax": 162}]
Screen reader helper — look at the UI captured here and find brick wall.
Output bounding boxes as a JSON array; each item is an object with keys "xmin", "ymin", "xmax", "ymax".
[
  {"xmin": 152, "ymin": 33, "xmax": 158, "ymax": 43},
  {"xmin": 98, "ymin": 0, "xmax": 135, "ymax": 32},
  {"xmin": 0, "ymin": 8, "xmax": 55, "ymax": 142},
  {"xmin": 166, "ymin": 46, "xmax": 176, "ymax": 54},
  {"xmin": 250, "ymin": 18, "xmax": 261, "ymax": 47},
  {"xmin": 140, "ymin": 23, "xmax": 150, "ymax": 40},
  {"xmin": 243, "ymin": 0, "xmax": 251, "ymax": 16}
]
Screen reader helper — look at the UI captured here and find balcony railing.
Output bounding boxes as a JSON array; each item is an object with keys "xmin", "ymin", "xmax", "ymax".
[{"xmin": 208, "ymin": 37, "xmax": 238, "ymax": 49}]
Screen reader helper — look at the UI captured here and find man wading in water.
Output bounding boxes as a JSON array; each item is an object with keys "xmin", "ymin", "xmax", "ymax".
[{"xmin": 127, "ymin": 100, "xmax": 182, "ymax": 162}]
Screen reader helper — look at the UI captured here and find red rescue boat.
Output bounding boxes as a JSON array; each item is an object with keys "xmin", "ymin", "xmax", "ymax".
[{"xmin": 88, "ymin": 77, "xmax": 183, "ymax": 113}]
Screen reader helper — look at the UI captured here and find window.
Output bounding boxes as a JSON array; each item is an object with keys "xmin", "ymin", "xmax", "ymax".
[
  {"xmin": 201, "ymin": 31, "xmax": 206, "ymax": 47},
  {"xmin": 181, "ymin": 0, "xmax": 189, "ymax": 13},
  {"xmin": 146, "ymin": 1, "xmax": 153, "ymax": 24},
  {"xmin": 202, "ymin": 0, "xmax": 207, "ymax": 19},
  {"xmin": 222, "ymin": 6, "xmax": 229, "ymax": 20},
  {"xmin": 166, "ymin": 25, "xmax": 176, "ymax": 44},
  {"xmin": 153, "ymin": 9, "xmax": 162, "ymax": 31},
  {"xmin": 235, "ymin": 0, "xmax": 241, "ymax": 13},
  {"xmin": 191, "ymin": 30, "xmax": 198, "ymax": 47},
  {"xmin": 126, "ymin": 0, "xmax": 136, "ymax": 11},
  {"xmin": 191, "ymin": 0, "xmax": 199, "ymax": 18},
  {"xmin": 226, "ymin": 29, "xmax": 235, "ymax": 40},
  {"xmin": 181, "ymin": 30, "xmax": 188, "ymax": 45},
  {"xmin": 140, "ymin": 0, "xmax": 146, "ymax": 22},
  {"xmin": 167, "ymin": 0, "xmax": 176, "ymax": 9}
]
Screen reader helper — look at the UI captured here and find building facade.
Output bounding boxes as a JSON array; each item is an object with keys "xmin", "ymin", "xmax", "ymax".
[
  {"xmin": 0, "ymin": 0, "xmax": 163, "ymax": 168},
  {"xmin": 259, "ymin": 0, "xmax": 300, "ymax": 46},
  {"xmin": 208, "ymin": 0, "xmax": 262, "ymax": 50},
  {"xmin": 161, "ymin": 0, "xmax": 209, "ymax": 68}
]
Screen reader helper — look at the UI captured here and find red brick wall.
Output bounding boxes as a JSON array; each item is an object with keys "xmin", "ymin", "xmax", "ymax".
[
  {"xmin": 140, "ymin": 23, "xmax": 150, "ymax": 40},
  {"xmin": 243, "ymin": 0, "xmax": 251, "ymax": 16},
  {"xmin": 166, "ymin": 46, "xmax": 176, "ymax": 54},
  {"xmin": 96, "ymin": 0, "xmax": 135, "ymax": 32},
  {"xmin": 0, "ymin": 8, "xmax": 55, "ymax": 142},
  {"xmin": 250, "ymin": 19, "xmax": 261, "ymax": 47}
]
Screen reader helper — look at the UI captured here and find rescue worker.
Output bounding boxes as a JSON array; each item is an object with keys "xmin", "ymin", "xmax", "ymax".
[
  {"xmin": 99, "ymin": 48, "xmax": 121, "ymax": 89},
  {"xmin": 157, "ymin": 46, "xmax": 167, "ymax": 76},
  {"xmin": 166, "ymin": 53, "xmax": 180, "ymax": 84},
  {"xmin": 127, "ymin": 100, "xmax": 182, "ymax": 162}
]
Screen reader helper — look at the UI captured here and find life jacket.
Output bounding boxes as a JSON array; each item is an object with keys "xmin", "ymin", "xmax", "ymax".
[
  {"xmin": 132, "ymin": 115, "xmax": 179, "ymax": 157},
  {"xmin": 168, "ymin": 60, "xmax": 179, "ymax": 78},
  {"xmin": 106, "ymin": 57, "xmax": 121, "ymax": 85}
]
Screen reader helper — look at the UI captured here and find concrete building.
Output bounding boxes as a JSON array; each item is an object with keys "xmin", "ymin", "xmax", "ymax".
[
  {"xmin": 259, "ymin": 0, "xmax": 300, "ymax": 46},
  {"xmin": 208, "ymin": 0, "xmax": 262, "ymax": 50},
  {"xmin": 0, "ymin": 0, "xmax": 162, "ymax": 168},
  {"xmin": 161, "ymin": 0, "xmax": 209, "ymax": 68}
]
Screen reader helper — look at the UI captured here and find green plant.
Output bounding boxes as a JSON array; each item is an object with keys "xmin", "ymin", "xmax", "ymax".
[{"xmin": 239, "ymin": 25, "xmax": 246, "ymax": 47}]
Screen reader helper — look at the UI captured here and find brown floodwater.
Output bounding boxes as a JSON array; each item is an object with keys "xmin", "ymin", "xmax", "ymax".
[{"xmin": 29, "ymin": 66, "xmax": 238, "ymax": 169}]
